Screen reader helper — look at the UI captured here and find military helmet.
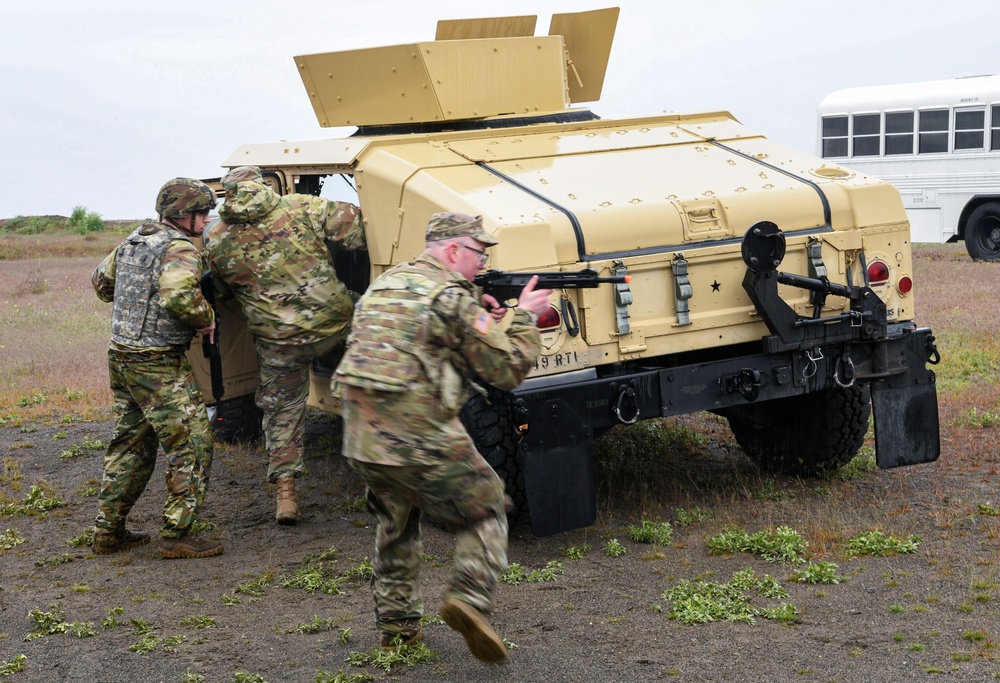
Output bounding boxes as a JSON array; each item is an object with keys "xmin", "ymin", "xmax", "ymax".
[{"xmin": 155, "ymin": 178, "xmax": 217, "ymax": 220}]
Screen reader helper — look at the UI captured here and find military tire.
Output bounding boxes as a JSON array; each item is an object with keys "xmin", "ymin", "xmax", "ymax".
[
  {"xmin": 964, "ymin": 202, "xmax": 1000, "ymax": 261},
  {"xmin": 459, "ymin": 385, "xmax": 527, "ymax": 525},
  {"xmin": 209, "ymin": 394, "xmax": 264, "ymax": 443},
  {"xmin": 720, "ymin": 384, "xmax": 871, "ymax": 475}
]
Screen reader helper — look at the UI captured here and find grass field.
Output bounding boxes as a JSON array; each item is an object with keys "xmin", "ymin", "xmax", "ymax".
[
  {"xmin": 0, "ymin": 227, "xmax": 990, "ymax": 420},
  {"xmin": 2, "ymin": 228, "xmax": 999, "ymax": 681},
  {"xmin": 0, "ymin": 225, "xmax": 133, "ymax": 420}
]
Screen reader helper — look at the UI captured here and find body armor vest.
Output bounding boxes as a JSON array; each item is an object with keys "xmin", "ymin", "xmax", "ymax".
[
  {"xmin": 337, "ymin": 263, "xmax": 454, "ymax": 394},
  {"xmin": 110, "ymin": 224, "xmax": 195, "ymax": 349}
]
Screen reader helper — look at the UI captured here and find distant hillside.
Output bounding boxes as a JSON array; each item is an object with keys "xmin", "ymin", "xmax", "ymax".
[{"xmin": 0, "ymin": 215, "xmax": 141, "ymax": 235}]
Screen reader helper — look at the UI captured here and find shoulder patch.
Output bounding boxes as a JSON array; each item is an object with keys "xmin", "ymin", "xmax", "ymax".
[{"xmin": 472, "ymin": 308, "xmax": 492, "ymax": 335}]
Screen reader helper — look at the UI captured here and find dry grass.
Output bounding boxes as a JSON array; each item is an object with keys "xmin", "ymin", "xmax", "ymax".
[
  {"xmin": 911, "ymin": 243, "xmax": 1000, "ymax": 393},
  {"xmin": 0, "ymin": 238, "xmax": 994, "ymax": 433},
  {"xmin": 0, "ymin": 257, "xmax": 113, "ymax": 419},
  {"xmin": 0, "ymin": 232, "xmax": 128, "ymax": 261}
]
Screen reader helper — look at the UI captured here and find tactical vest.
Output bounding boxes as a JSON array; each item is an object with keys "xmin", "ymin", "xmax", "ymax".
[
  {"xmin": 337, "ymin": 263, "xmax": 460, "ymax": 398},
  {"xmin": 110, "ymin": 224, "xmax": 195, "ymax": 349}
]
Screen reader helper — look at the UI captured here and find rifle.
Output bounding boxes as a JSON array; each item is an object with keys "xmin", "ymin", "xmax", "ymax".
[
  {"xmin": 472, "ymin": 268, "xmax": 631, "ymax": 304},
  {"xmin": 200, "ymin": 271, "xmax": 225, "ymax": 404}
]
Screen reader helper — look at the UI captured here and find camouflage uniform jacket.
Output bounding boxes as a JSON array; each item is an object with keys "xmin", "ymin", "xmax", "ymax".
[
  {"xmin": 336, "ymin": 254, "xmax": 541, "ymax": 465},
  {"xmin": 93, "ymin": 223, "xmax": 214, "ymax": 352},
  {"xmin": 205, "ymin": 181, "xmax": 366, "ymax": 345}
]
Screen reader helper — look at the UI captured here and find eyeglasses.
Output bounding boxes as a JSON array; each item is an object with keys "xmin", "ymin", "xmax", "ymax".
[{"xmin": 461, "ymin": 244, "xmax": 489, "ymax": 267}]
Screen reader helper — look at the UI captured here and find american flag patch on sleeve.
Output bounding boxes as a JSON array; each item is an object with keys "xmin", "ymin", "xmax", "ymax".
[{"xmin": 473, "ymin": 308, "xmax": 492, "ymax": 334}]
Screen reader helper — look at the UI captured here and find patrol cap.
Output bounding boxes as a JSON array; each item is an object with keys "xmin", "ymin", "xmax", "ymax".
[
  {"xmin": 221, "ymin": 166, "xmax": 263, "ymax": 191},
  {"xmin": 425, "ymin": 212, "xmax": 498, "ymax": 245}
]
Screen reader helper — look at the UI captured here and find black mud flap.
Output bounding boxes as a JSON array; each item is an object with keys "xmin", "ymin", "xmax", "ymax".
[
  {"xmin": 520, "ymin": 399, "xmax": 596, "ymax": 537},
  {"xmin": 870, "ymin": 382, "xmax": 940, "ymax": 469}
]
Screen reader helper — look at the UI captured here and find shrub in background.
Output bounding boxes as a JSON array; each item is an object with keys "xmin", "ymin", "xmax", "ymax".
[{"xmin": 67, "ymin": 205, "xmax": 105, "ymax": 234}]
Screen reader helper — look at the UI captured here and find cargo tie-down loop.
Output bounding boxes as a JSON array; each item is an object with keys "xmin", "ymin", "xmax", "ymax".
[
  {"xmin": 803, "ymin": 347, "xmax": 823, "ymax": 379},
  {"xmin": 833, "ymin": 355, "xmax": 856, "ymax": 388},
  {"xmin": 613, "ymin": 385, "xmax": 640, "ymax": 425},
  {"xmin": 926, "ymin": 335, "xmax": 941, "ymax": 365}
]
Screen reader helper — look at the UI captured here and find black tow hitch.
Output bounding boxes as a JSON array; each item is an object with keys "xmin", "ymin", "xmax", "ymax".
[
  {"xmin": 740, "ymin": 221, "xmax": 940, "ymax": 469},
  {"xmin": 741, "ymin": 221, "xmax": 887, "ymax": 351}
]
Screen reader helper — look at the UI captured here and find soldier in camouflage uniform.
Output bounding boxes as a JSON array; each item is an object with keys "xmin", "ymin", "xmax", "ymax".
[
  {"xmin": 203, "ymin": 166, "xmax": 366, "ymax": 525},
  {"xmin": 92, "ymin": 178, "xmax": 224, "ymax": 560},
  {"xmin": 335, "ymin": 212, "xmax": 552, "ymax": 661}
]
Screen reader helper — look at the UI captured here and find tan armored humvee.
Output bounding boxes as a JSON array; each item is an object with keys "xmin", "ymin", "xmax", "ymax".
[{"xmin": 191, "ymin": 8, "xmax": 940, "ymax": 536}]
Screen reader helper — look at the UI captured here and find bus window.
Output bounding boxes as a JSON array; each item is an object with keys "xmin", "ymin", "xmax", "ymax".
[
  {"xmin": 818, "ymin": 75, "xmax": 1000, "ymax": 258},
  {"xmin": 954, "ymin": 108, "xmax": 985, "ymax": 151},
  {"xmin": 885, "ymin": 112, "xmax": 914, "ymax": 155},
  {"xmin": 993, "ymin": 104, "xmax": 1000, "ymax": 151},
  {"xmin": 918, "ymin": 109, "xmax": 948, "ymax": 153},
  {"xmin": 852, "ymin": 114, "xmax": 880, "ymax": 156},
  {"xmin": 822, "ymin": 116, "xmax": 848, "ymax": 158}
]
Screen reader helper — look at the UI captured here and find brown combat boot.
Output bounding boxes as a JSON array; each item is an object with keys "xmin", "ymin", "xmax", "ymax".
[
  {"xmin": 93, "ymin": 529, "xmax": 151, "ymax": 555},
  {"xmin": 275, "ymin": 476, "xmax": 300, "ymax": 525},
  {"xmin": 380, "ymin": 619, "xmax": 424, "ymax": 650},
  {"xmin": 441, "ymin": 598, "xmax": 508, "ymax": 663},
  {"xmin": 158, "ymin": 535, "xmax": 224, "ymax": 559}
]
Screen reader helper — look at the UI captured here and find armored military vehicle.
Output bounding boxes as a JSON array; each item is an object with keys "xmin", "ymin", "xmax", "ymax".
[{"xmin": 191, "ymin": 7, "xmax": 940, "ymax": 536}]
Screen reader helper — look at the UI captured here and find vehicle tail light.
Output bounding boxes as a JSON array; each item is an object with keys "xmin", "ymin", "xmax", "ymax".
[
  {"xmin": 867, "ymin": 260, "xmax": 890, "ymax": 284},
  {"xmin": 897, "ymin": 276, "xmax": 913, "ymax": 295},
  {"xmin": 537, "ymin": 306, "xmax": 561, "ymax": 329}
]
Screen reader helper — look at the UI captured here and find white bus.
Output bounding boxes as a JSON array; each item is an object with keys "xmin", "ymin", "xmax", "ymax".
[{"xmin": 817, "ymin": 74, "xmax": 1000, "ymax": 259}]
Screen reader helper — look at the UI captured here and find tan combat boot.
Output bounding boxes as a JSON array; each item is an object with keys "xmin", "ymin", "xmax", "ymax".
[
  {"xmin": 441, "ymin": 598, "xmax": 508, "ymax": 663},
  {"xmin": 275, "ymin": 476, "xmax": 300, "ymax": 525}
]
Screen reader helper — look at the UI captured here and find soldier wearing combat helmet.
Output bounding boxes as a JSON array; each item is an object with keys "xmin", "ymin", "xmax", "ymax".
[
  {"xmin": 335, "ymin": 211, "xmax": 551, "ymax": 660},
  {"xmin": 91, "ymin": 177, "xmax": 223, "ymax": 559},
  {"xmin": 203, "ymin": 165, "xmax": 367, "ymax": 525}
]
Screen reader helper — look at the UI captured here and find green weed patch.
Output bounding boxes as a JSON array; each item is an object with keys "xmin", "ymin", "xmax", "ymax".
[
  {"xmin": 25, "ymin": 603, "xmax": 96, "ymax": 641},
  {"xmin": 282, "ymin": 563, "xmax": 345, "ymax": 596},
  {"xmin": 0, "ymin": 485, "xmax": 66, "ymax": 517},
  {"xmin": 675, "ymin": 507, "xmax": 712, "ymax": 527},
  {"xmin": 287, "ymin": 615, "xmax": 340, "ymax": 635},
  {"xmin": 707, "ymin": 526, "xmax": 807, "ymax": 564},
  {"xmin": 663, "ymin": 568, "xmax": 796, "ymax": 625},
  {"xmin": 0, "ymin": 527, "xmax": 27, "ymax": 550},
  {"xmin": 627, "ymin": 519, "xmax": 674, "ymax": 545},
  {"xmin": 346, "ymin": 641, "xmax": 437, "ymax": 674},
  {"xmin": 604, "ymin": 538, "xmax": 627, "ymax": 557},
  {"xmin": 845, "ymin": 530, "xmax": 921, "ymax": 557},
  {"xmin": 0, "ymin": 654, "xmax": 27, "ymax": 675},
  {"xmin": 500, "ymin": 560, "xmax": 564, "ymax": 585},
  {"xmin": 316, "ymin": 670, "xmax": 374, "ymax": 683},
  {"xmin": 790, "ymin": 561, "xmax": 844, "ymax": 585}
]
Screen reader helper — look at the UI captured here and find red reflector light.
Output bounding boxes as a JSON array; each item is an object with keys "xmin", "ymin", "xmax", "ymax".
[
  {"xmin": 867, "ymin": 261, "xmax": 890, "ymax": 283},
  {"xmin": 897, "ymin": 276, "xmax": 913, "ymax": 294},
  {"xmin": 537, "ymin": 306, "xmax": 561, "ymax": 329}
]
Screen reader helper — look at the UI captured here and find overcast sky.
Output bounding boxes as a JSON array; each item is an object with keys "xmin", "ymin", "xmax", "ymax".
[{"xmin": 1, "ymin": 0, "xmax": 995, "ymax": 220}]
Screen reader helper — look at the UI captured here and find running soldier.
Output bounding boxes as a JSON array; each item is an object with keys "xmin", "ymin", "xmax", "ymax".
[
  {"xmin": 203, "ymin": 166, "xmax": 366, "ymax": 524},
  {"xmin": 335, "ymin": 212, "xmax": 551, "ymax": 661},
  {"xmin": 92, "ymin": 178, "xmax": 223, "ymax": 559}
]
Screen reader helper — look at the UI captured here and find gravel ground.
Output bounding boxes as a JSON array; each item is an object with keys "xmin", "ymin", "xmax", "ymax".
[{"xmin": 2, "ymin": 402, "xmax": 999, "ymax": 683}]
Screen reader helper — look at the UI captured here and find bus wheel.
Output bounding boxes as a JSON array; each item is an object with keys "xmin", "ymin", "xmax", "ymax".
[{"xmin": 965, "ymin": 203, "xmax": 1000, "ymax": 261}]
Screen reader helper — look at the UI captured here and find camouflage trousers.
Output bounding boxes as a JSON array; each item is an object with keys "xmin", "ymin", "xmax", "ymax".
[
  {"xmin": 97, "ymin": 350, "xmax": 213, "ymax": 539},
  {"xmin": 348, "ymin": 456, "xmax": 508, "ymax": 632},
  {"xmin": 254, "ymin": 332, "xmax": 348, "ymax": 482}
]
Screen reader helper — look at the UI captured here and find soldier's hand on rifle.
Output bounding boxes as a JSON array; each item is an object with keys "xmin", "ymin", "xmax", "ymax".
[
  {"xmin": 516, "ymin": 275, "xmax": 553, "ymax": 319},
  {"xmin": 197, "ymin": 322, "xmax": 216, "ymax": 345},
  {"xmin": 481, "ymin": 293, "xmax": 509, "ymax": 322}
]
